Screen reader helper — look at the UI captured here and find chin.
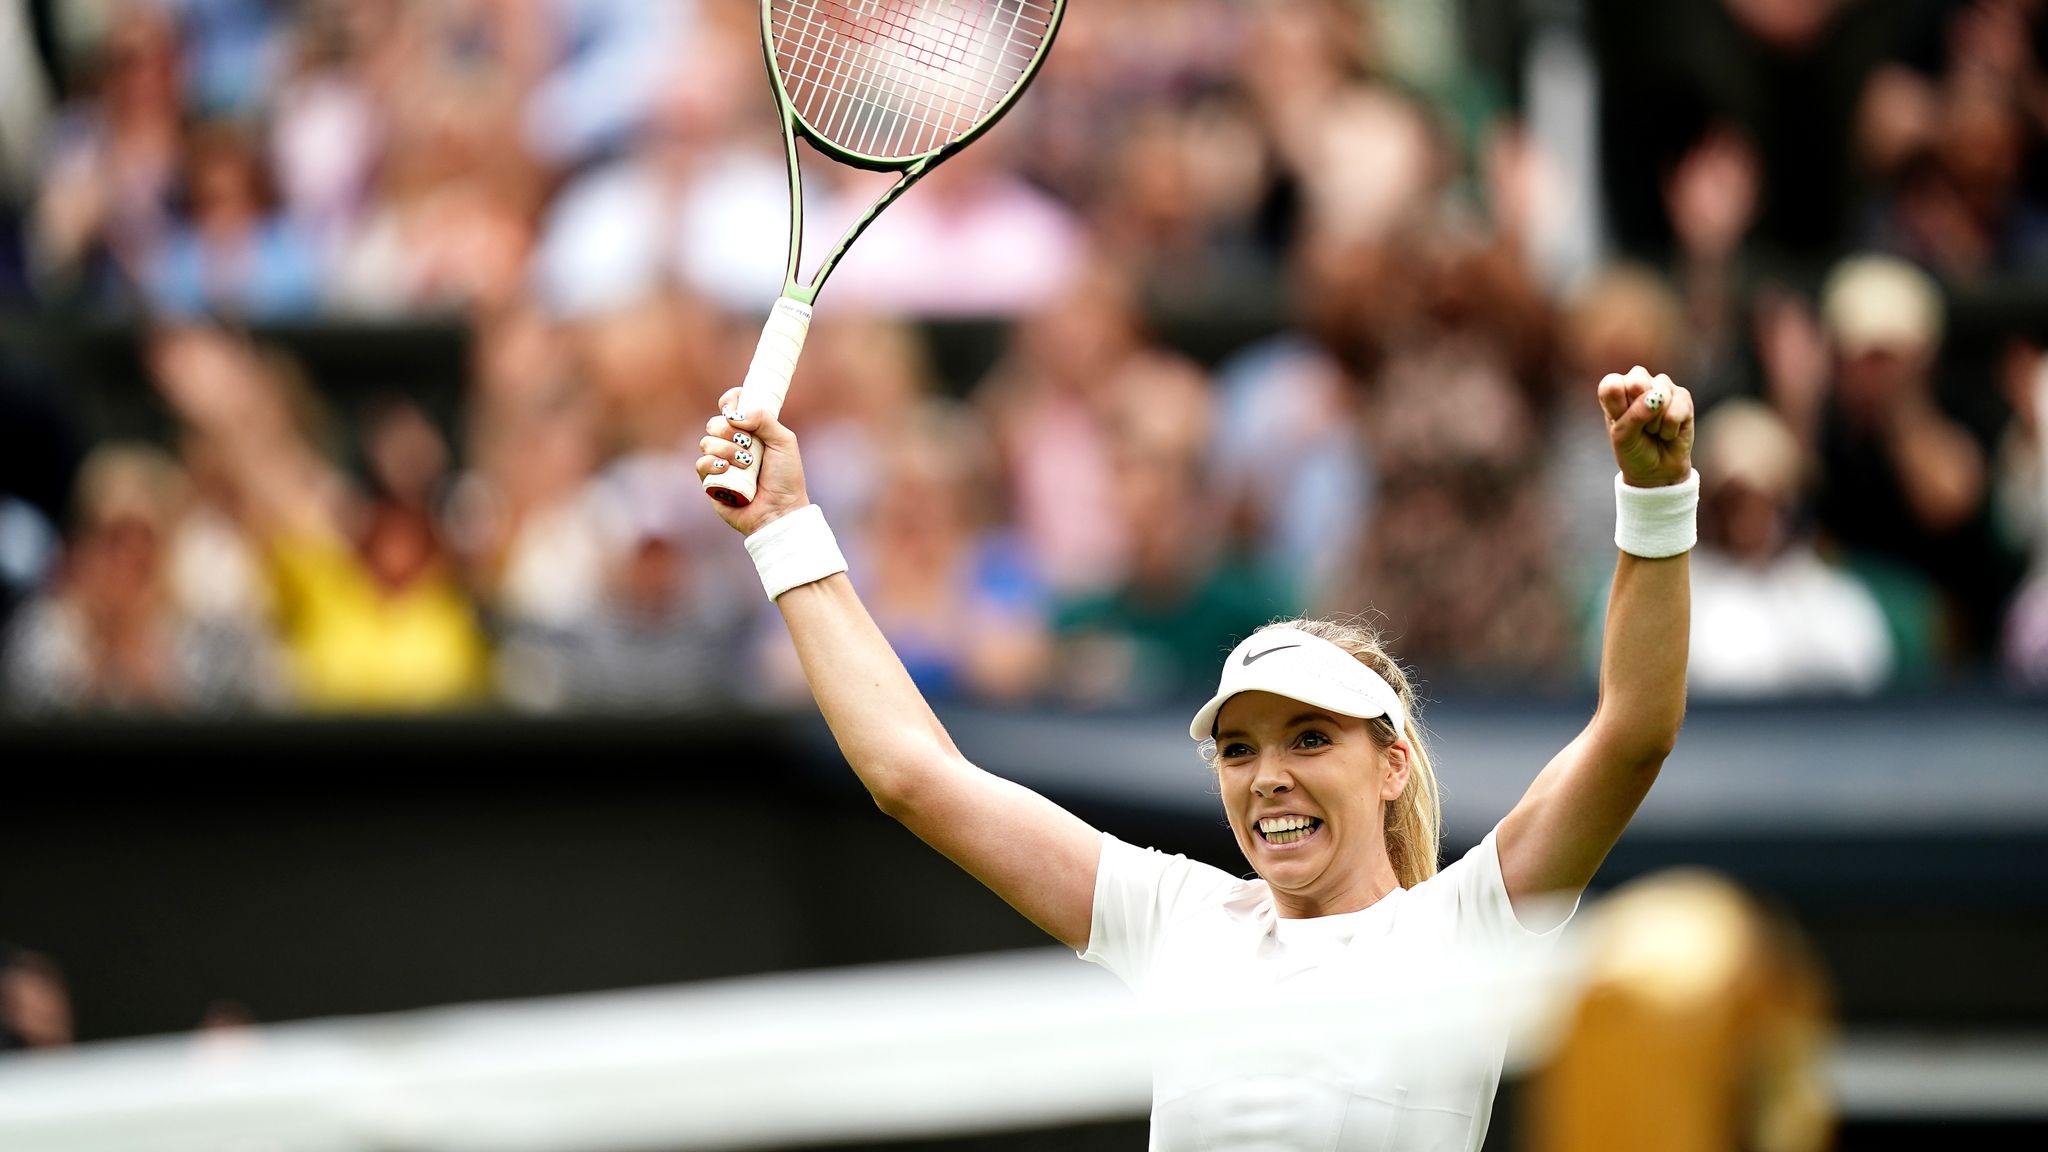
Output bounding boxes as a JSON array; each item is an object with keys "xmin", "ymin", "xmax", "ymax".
[{"xmin": 1254, "ymin": 846, "xmax": 1326, "ymax": 887}]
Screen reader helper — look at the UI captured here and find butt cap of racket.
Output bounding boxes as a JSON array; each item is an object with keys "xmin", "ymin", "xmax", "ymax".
[{"xmin": 705, "ymin": 298, "xmax": 813, "ymax": 508}]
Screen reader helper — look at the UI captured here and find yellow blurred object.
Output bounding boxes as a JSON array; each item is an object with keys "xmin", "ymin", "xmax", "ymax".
[
  {"xmin": 1524, "ymin": 871, "xmax": 1835, "ymax": 1152},
  {"xmin": 268, "ymin": 529, "xmax": 491, "ymax": 712}
]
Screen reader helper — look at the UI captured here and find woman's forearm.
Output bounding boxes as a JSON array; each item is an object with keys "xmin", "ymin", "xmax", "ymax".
[
  {"xmin": 1498, "ymin": 368, "xmax": 1696, "ymax": 902},
  {"xmin": 699, "ymin": 405, "xmax": 1102, "ymax": 950},
  {"xmin": 1593, "ymin": 551, "xmax": 1690, "ymax": 764},
  {"xmin": 774, "ymin": 572, "xmax": 962, "ymax": 806}
]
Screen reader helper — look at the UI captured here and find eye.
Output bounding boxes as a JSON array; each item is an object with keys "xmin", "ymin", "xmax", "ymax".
[
  {"xmin": 1295, "ymin": 730, "xmax": 1332, "ymax": 750},
  {"xmin": 1220, "ymin": 741, "xmax": 1255, "ymax": 760}
]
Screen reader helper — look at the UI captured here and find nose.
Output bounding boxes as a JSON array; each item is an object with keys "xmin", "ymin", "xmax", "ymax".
[{"xmin": 1252, "ymin": 753, "xmax": 1293, "ymax": 799}]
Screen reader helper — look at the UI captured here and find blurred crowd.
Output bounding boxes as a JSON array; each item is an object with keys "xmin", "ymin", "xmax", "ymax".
[{"xmin": 1, "ymin": 0, "xmax": 2046, "ymax": 719}]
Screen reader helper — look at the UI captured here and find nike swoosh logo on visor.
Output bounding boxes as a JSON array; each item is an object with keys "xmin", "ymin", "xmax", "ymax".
[{"xmin": 1242, "ymin": 644, "xmax": 1301, "ymax": 666}]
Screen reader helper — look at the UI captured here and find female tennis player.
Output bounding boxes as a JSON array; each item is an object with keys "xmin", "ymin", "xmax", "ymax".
[{"xmin": 698, "ymin": 365, "xmax": 1695, "ymax": 1150}]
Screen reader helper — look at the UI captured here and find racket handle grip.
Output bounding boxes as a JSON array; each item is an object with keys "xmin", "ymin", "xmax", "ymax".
[{"xmin": 705, "ymin": 297, "xmax": 813, "ymax": 508}]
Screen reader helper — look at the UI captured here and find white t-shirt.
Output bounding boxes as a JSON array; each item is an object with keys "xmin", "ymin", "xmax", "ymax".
[
  {"xmin": 1688, "ymin": 549, "xmax": 1894, "ymax": 697},
  {"xmin": 1080, "ymin": 828, "xmax": 1570, "ymax": 1152}
]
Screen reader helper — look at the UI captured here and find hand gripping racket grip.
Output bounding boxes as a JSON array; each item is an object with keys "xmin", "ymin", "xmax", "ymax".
[{"xmin": 704, "ymin": 297, "xmax": 813, "ymax": 508}]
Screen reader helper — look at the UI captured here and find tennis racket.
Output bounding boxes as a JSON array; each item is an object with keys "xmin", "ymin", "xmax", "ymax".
[{"xmin": 703, "ymin": 0, "xmax": 1069, "ymax": 508}]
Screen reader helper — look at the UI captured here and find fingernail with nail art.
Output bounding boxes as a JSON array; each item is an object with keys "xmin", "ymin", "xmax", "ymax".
[
  {"xmin": 732, "ymin": 432, "xmax": 753, "ymax": 449},
  {"xmin": 735, "ymin": 449, "xmax": 754, "ymax": 468}
]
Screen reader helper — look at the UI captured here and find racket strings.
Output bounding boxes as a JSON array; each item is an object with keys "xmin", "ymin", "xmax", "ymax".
[
  {"xmin": 780, "ymin": 0, "xmax": 1026, "ymax": 154},
  {"xmin": 772, "ymin": 0, "xmax": 1055, "ymax": 160}
]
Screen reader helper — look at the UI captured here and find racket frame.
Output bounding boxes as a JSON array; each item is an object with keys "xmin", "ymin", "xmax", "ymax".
[
  {"xmin": 707, "ymin": 0, "xmax": 1067, "ymax": 508},
  {"xmin": 763, "ymin": 0, "xmax": 1068, "ymax": 302}
]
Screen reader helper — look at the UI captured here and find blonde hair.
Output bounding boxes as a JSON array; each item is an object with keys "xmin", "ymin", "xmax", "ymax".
[
  {"xmin": 73, "ymin": 443, "xmax": 187, "ymax": 536},
  {"xmin": 1245, "ymin": 616, "xmax": 1443, "ymax": 887}
]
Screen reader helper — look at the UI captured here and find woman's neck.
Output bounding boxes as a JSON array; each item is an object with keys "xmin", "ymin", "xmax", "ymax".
[{"xmin": 1270, "ymin": 854, "xmax": 1403, "ymax": 919}]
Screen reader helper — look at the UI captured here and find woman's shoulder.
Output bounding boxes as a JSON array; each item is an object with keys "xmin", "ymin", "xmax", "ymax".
[
  {"xmin": 1099, "ymin": 834, "xmax": 1266, "ymax": 919},
  {"xmin": 1403, "ymin": 828, "xmax": 1578, "ymax": 943}
]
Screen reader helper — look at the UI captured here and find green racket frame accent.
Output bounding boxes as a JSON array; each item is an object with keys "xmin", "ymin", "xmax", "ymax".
[{"xmin": 760, "ymin": 0, "xmax": 1068, "ymax": 305}]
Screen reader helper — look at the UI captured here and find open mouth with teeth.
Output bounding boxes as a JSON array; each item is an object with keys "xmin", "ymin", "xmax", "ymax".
[{"xmin": 1256, "ymin": 815, "xmax": 1324, "ymax": 847}]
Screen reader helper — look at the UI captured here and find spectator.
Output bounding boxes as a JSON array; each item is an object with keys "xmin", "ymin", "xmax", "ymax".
[
  {"xmin": 1998, "ymin": 344, "xmax": 2048, "ymax": 683},
  {"xmin": 1860, "ymin": 76, "xmax": 2048, "ymax": 281},
  {"xmin": 326, "ymin": 83, "xmax": 535, "ymax": 318},
  {"xmin": 169, "ymin": 431, "xmax": 280, "ymax": 653},
  {"xmin": 522, "ymin": 0, "xmax": 694, "ymax": 169},
  {"xmin": 1210, "ymin": 223, "xmax": 1385, "ymax": 607},
  {"xmin": 1327, "ymin": 223, "xmax": 1568, "ymax": 682},
  {"xmin": 534, "ymin": 16, "xmax": 805, "ymax": 318},
  {"xmin": 149, "ymin": 327, "xmax": 490, "ymax": 711},
  {"xmin": 144, "ymin": 121, "xmax": 322, "ymax": 320},
  {"xmin": 780, "ymin": 315, "xmax": 936, "ymax": 537},
  {"xmin": 1549, "ymin": 265, "xmax": 1693, "ymax": 611},
  {"xmin": 267, "ymin": 5, "xmax": 381, "ymax": 258},
  {"xmin": 166, "ymin": 0, "xmax": 286, "ymax": 118},
  {"xmin": 1855, "ymin": 0, "xmax": 2048, "ymax": 281},
  {"xmin": 826, "ymin": 138, "xmax": 1089, "ymax": 318},
  {"xmin": 976, "ymin": 262, "xmax": 1149, "ymax": 596},
  {"xmin": 325, "ymin": 5, "xmax": 543, "ymax": 319},
  {"xmin": 851, "ymin": 402, "xmax": 1051, "ymax": 704},
  {"xmin": 1809, "ymin": 254, "xmax": 2018, "ymax": 661},
  {"xmin": 0, "ymin": 946, "xmax": 71, "ymax": 1051},
  {"xmin": 1052, "ymin": 354, "xmax": 1293, "ymax": 708},
  {"xmin": 500, "ymin": 451, "xmax": 755, "ymax": 713},
  {"xmin": 31, "ymin": 2, "xmax": 185, "ymax": 305},
  {"xmin": 1684, "ymin": 399, "xmax": 1895, "ymax": 695},
  {"xmin": 568, "ymin": 289, "xmax": 725, "ymax": 456},
  {"xmin": 459, "ymin": 303, "xmax": 608, "ymax": 651},
  {"xmin": 1088, "ymin": 95, "xmax": 1276, "ymax": 309},
  {"xmin": 1593, "ymin": 0, "xmax": 1893, "ymax": 267},
  {"xmin": 465, "ymin": 303, "xmax": 761, "ymax": 713},
  {"xmin": 1002, "ymin": 0, "xmax": 1244, "ymax": 216},
  {"xmin": 3, "ymin": 443, "xmax": 273, "ymax": 713},
  {"xmin": 8, "ymin": 0, "xmax": 2048, "ymax": 706},
  {"xmin": 1662, "ymin": 122, "xmax": 1764, "ymax": 400}
]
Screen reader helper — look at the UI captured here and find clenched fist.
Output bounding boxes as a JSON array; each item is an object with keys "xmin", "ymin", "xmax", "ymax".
[{"xmin": 1599, "ymin": 366, "xmax": 1696, "ymax": 488}]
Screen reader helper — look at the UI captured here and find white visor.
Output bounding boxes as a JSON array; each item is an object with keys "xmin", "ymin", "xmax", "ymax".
[{"xmin": 1190, "ymin": 629, "xmax": 1408, "ymax": 742}]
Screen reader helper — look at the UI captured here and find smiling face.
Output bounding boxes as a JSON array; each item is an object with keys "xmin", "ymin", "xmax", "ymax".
[{"xmin": 1213, "ymin": 690, "xmax": 1410, "ymax": 918}]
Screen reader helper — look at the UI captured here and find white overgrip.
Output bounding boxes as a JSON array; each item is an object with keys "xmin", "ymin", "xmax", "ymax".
[{"xmin": 704, "ymin": 297, "xmax": 814, "ymax": 506}]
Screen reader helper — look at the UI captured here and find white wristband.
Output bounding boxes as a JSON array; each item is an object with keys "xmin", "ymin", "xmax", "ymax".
[
  {"xmin": 744, "ymin": 504, "xmax": 848, "ymax": 601},
  {"xmin": 1614, "ymin": 469, "xmax": 1700, "ymax": 558}
]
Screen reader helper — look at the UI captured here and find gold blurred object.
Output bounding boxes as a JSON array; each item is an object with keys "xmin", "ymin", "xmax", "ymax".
[{"xmin": 1524, "ymin": 872, "xmax": 1835, "ymax": 1152}]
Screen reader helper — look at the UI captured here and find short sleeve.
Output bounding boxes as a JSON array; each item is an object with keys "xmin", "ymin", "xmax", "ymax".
[
  {"xmin": 1428, "ymin": 825, "xmax": 1581, "ymax": 948},
  {"xmin": 1079, "ymin": 833, "xmax": 1243, "ymax": 989}
]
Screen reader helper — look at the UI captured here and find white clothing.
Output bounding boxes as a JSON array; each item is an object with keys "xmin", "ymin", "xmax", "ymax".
[
  {"xmin": 822, "ymin": 175, "xmax": 1086, "ymax": 317},
  {"xmin": 1689, "ymin": 549, "xmax": 1893, "ymax": 697},
  {"xmin": 534, "ymin": 149, "xmax": 823, "ymax": 318},
  {"xmin": 1081, "ymin": 829, "xmax": 1569, "ymax": 1152}
]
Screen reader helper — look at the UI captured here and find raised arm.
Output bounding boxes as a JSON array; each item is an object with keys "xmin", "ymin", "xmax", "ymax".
[
  {"xmin": 148, "ymin": 327, "xmax": 339, "ymax": 538},
  {"xmin": 1498, "ymin": 367, "xmax": 1695, "ymax": 909},
  {"xmin": 697, "ymin": 392, "xmax": 1102, "ymax": 950}
]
